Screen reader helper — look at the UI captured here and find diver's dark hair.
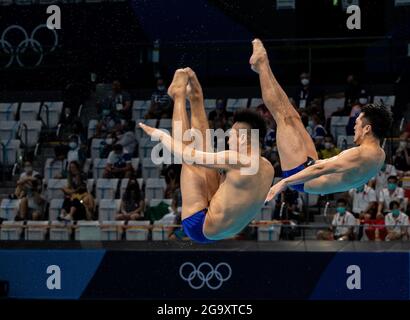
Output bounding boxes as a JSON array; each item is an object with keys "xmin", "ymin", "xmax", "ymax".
[
  {"xmin": 361, "ymin": 103, "xmax": 393, "ymax": 140},
  {"xmin": 233, "ymin": 109, "xmax": 267, "ymax": 144}
]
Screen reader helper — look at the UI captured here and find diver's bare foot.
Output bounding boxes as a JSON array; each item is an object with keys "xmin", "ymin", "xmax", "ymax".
[
  {"xmin": 167, "ymin": 69, "xmax": 189, "ymax": 99},
  {"xmin": 184, "ymin": 67, "xmax": 203, "ymax": 101},
  {"xmin": 249, "ymin": 39, "xmax": 269, "ymax": 74}
]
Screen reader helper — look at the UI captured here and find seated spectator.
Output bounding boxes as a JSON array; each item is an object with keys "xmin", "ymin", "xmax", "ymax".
[
  {"xmin": 61, "ymin": 161, "xmax": 87, "ymax": 195},
  {"xmin": 100, "ymin": 80, "xmax": 132, "ymax": 120},
  {"xmin": 306, "ymin": 114, "xmax": 326, "ymax": 146},
  {"xmin": 145, "ymin": 78, "xmax": 172, "ymax": 119},
  {"xmin": 67, "ymin": 134, "xmax": 86, "ymax": 167},
  {"xmin": 163, "ymin": 164, "xmax": 181, "ymax": 199},
  {"xmin": 385, "ymin": 201, "xmax": 409, "ymax": 241},
  {"xmin": 116, "ymin": 176, "xmax": 145, "ymax": 221},
  {"xmin": 103, "ymin": 144, "xmax": 134, "ymax": 179},
  {"xmin": 263, "ymin": 117, "xmax": 276, "ymax": 150},
  {"xmin": 208, "ymin": 99, "xmax": 233, "ymax": 131},
  {"xmin": 318, "ymin": 134, "xmax": 341, "ymax": 159},
  {"xmin": 99, "ymin": 132, "xmax": 118, "ymax": 159},
  {"xmin": 17, "ymin": 179, "xmax": 45, "ymax": 221},
  {"xmin": 377, "ymin": 175, "xmax": 405, "ymax": 215},
  {"xmin": 12, "ymin": 161, "xmax": 40, "ymax": 199},
  {"xmin": 393, "ymin": 137, "xmax": 410, "ymax": 174},
  {"xmin": 373, "ymin": 162, "xmax": 397, "ymax": 195},
  {"xmin": 95, "ymin": 109, "xmax": 122, "ymax": 138},
  {"xmin": 295, "ymin": 72, "xmax": 320, "ymax": 109},
  {"xmin": 317, "ymin": 199, "xmax": 356, "ymax": 240},
  {"xmin": 59, "ymin": 183, "xmax": 95, "ymax": 221},
  {"xmin": 116, "ymin": 120, "xmax": 137, "ymax": 155},
  {"xmin": 348, "ymin": 183, "xmax": 377, "ymax": 218}
]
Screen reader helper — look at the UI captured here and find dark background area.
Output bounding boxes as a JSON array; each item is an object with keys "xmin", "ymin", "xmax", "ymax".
[{"xmin": 0, "ymin": 0, "xmax": 409, "ymax": 91}]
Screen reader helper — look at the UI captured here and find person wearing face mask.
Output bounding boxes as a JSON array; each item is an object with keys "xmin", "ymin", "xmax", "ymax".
[
  {"xmin": 348, "ymin": 183, "xmax": 377, "ymax": 218},
  {"xmin": 318, "ymin": 134, "xmax": 340, "ymax": 159},
  {"xmin": 95, "ymin": 108, "xmax": 122, "ymax": 138},
  {"xmin": 99, "ymin": 80, "xmax": 132, "ymax": 120},
  {"xmin": 12, "ymin": 161, "xmax": 40, "ymax": 199},
  {"xmin": 373, "ymin": 163, "xmax": 398, "ymax": 196},
  {"xmin": 331, "ymin": 198, "xmax": 357, "ymax": 240},
  {"xmin": 116, "ymin": 176, "xmax": 145, "ymax": 221},
  {"xmin": 378, "ymin": 176, "xmax": 405, "ymax": 216},
  {"xmin": 146, "ymin": 78, "xmax": 172, "ymax": 119},
  {"xmin": 66, "ymin": 135, "xmax": 86, "ymax": 167},
  {"xmin": 17, "ymin": 179, "xmax": 45, "ymax": 221},
  {"xmin": 385, "ymin": 201, "xmax": 409, "ymax": 241},
  {"xmin": 296, "ymin": 72, "xmax": 319, "ymax": 109},
  {"xmin": 99, "ymin": 132, "xmax": 117, "ymax": 158},
  {"xmin": 103, "ymin": 144, "xmax": 134, "ymax": 179}
]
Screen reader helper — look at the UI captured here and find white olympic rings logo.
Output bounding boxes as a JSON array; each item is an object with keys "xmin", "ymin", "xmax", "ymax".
[
  {"xmin": 0, "ymin": 24, "xmax": 58, "ymax": 68},
  {"xmin": 179, "ymin": 262, "xmax": 232, "ymax": 290}
]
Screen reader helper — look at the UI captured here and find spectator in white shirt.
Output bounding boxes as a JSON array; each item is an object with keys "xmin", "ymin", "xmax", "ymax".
[
  {"xmin": 348, "ymin": 183, "xmax": 377, "ymax": 218},
  {"xmin": 378, "ymin": 175, "xmax": 405, "ymax": 215},
  {"xmin": 12, "ymin": 161, "xmax": 40, "ymax": 199},
  {"xmin": 116, "ymin": 120, "xmax": 137, "ymax": 155},
  {"xmin": 385, "ymin": 201, "xmax": 409, "ymax": 241},
  {"xmin": 373, "ymin": 163, "xmax": 397, "ymax": 196},
  {"xmin": 67, "ymin": 135, "xmax": 85, "ymax": 167},
  {"xmin": 331, "ymin": 199, "xmax": 357, "ymax": 240}
]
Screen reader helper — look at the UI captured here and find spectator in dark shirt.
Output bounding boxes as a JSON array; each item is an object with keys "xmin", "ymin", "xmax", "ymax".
[
  {"xmin": 101, "ymin": 80, "xmax": 132, "ymax": 120},
  {"xmin": 146, "ymin": 78, "xmax": 172, "ymax": 119},
  {"xmin": 103, "ymin": 144, "xmax": 134, "ymax": 179},
  {"xmin": 116, "ymin": 176, "xmax": 145, "ymax": 221},
  {"xmin": 296, "ymin": 72, "xmax": 320, "ymax": 109}
]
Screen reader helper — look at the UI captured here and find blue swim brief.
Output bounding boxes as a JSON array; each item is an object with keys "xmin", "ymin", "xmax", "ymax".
[
  {"xmin": 282, "ymin": 157, "xmax": 316, "ymax": 192},
  {"xmin": 181, "ymin": 208, "xmax": 215, "ymax": 244}
]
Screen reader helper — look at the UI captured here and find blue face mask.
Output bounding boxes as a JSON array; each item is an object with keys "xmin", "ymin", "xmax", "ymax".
[
  {"xmin": 336, "ymin": 207, "xmax": 346, "ymax": 215},
  {"xmin": 380, "ymin": 163, "xmax": 386, "ymax": 172},
  {"xmin": 387, "ymin": 183, "xmax": 397, "ymax": 191},
  {"xmin": 392, "ymin": 209, "xmax": 400, "ymax": 217}
]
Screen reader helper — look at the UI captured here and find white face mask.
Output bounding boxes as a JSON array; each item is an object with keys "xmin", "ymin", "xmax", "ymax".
[
  {"xmin": 308, "ymin": 120, "xmax": 314, "ymax": 127},
  {"xmin": 301, "ymin": 78, "xmax": 310, "ymax": 86},
  {"xmin": 399, "ymin": 141, "xmax": 407, "ymax": 149},
  {"xmin": 116, "ymin": 103, "xmax": 123, "ymax": 111},
  {"xmin": 106, "ymin": 138, "xmax": 113, "ymax": 145},
  {"xmin": 359, "ymin": 98, "xmax": 368, "ymax": 105},
  {"xmin": 69, "ymin": 142, "xmax": 77, "ymax": 149},
  {"xmin": 157, "ymin": 85, "xmax": 166, "ymax": 91}
]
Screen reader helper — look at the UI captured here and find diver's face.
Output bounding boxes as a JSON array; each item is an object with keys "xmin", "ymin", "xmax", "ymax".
[{"xmin": 354, "ymin": 113, "xmax": 366, "ymax": 144}]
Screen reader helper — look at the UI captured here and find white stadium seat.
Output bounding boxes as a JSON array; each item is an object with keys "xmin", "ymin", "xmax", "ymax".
[
  {"xmin": 20, "ymin": 120, "xmax": 42, "ymax": 148},
  {"xmin": 75, "ymin": 221, "xmax": 101, "ymax": 241},
  {"xmin": 40, "ymin": 101, "xmax": 63, "ymax": 128},
  {"xmin": 226, "ymin": 98, "xmax": 248, "ymax": 112},
  {"xmin": 323, "ymin": 97, "xmax": 345, "ymax": 120},
  {"xmin": 96, "ymin": 178, "xmax": 119, "ymax": 200},
  {"xmin": 0, "ymin": 139, "xmax": 21, "ymax": 166},
  {"xmin": 0, "ymin": 221, "xmax": 24, "ymax": 240},
  {"xmin": 49, "ymin": 221, "xmax": 72, "ymax": 241},
  {"xmin": 88, "ymin": 119, "xmax": 98, "ymax": 139},
  {"xmin": 49, "ymin": 199, "xmax": 64, "ymax": 221},
  {"xmin": 132, "ymin": 100, "xmax": 151, "ymax": 120},
  {"xmin": 47, "ymin": 179, "xmax": 67, "ymax": 200},
  {"xmin": 0, "ymin": 121, "xmax": 20, "ymax": 142},
  {"xmin": 93, "ymin": 158, "xmax": 107, "ymax": 179},
  {"xmin": 98, "ymin": 199, "xmax": 121, "ymax": 222},
  {"xmin": 257, "ymin": 224, "xmax": 281, "ymax": 241},
  {"xmin": 100, "ymin": 221, "xmax": 125, "ymax": 240},
  {"xmin": 142, "ymin": 157, "xmax": 161, "ymax": 181},
  {"xmin": 91, "ymin": 138, "xmax": 105, "ymax": 160},
  {"xmin": 25, "ymin": 221, "xmax": 49, "ymax": 240},
  {"xmin": 330, "ymin": 116, "xmax": 350, "ymax": 141},
  {"xmin": 145, "ymin": 178, "xmax": 166, "ymax": 202},
  {"xmin": 19, "ymin": 102, "xmax": 41, "ymax": 121},
  {"xmin": 249, "ymin": 98, "xmax": 264, "ymax": 108},
  {"xmin": 0, "ymin": 199, "xmax": 20, "ymax": 220},
  {"xmin": 0, "ymin": 102, "xmax": 18, "ymax": 121},
  {"xmin": 126, "ymin": 220, "xmax": 151, "ymax": 241}
]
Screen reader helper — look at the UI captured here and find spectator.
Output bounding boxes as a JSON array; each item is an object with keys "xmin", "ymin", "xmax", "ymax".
[
  {"xmin": 348, "ymin": 183, "xmax": 377, "ymax": 218},
  {"xmin": 378, "ymin": 176, "xmax": 405, "ymax": 215},
  {"xmin": 99, "ymin": 132, "xmax": 118, "ymax": 159},
  {"xmin": 317, "ymin": 199, "xmax": 356, "ymax": 240},
  {"xmin": 116, "ymin": 176, "xmax": 145, "ymax": 221},
  {"xmin": 59, "ymin": 183, "xmax": 95, "ymax": 221},
  {"xmin": 344, "ymin": 74, "xmax": 362, "ymax": 106},
  {"xmin": 385, "ymin": 201, "xmax": 409, "ymax": 241},
  {"xmin": 208, "ymin": 99, "xmax": 233, "ymax": 131},
  {"xmin": 263, "ymin": 117, "xmax": 276, "ymax": 150},
  {"xmin": 95, "ymin": 108, "xmax": 122, "ymax": 138},
  {"xmin": 393, "ymin": 137, "xmax": 410, "ymax": 174},
  {"xmin": 306, "ymin": 114, "xmax": 327, "ymax": 145},
  {"xmin": 62, "ymin": 161, "xmax": 87, "ymax": 195},
  {"xmin": 103, "ymin": 144, "xmax": 134, "ymax": 179},
  {"xmin": 101, "ymin": 80, "xmax": 132, "ymax": 120},
  {"xmin": 17, "ymin": 179, "xmax": 45, "ymax": 221},
  {"xmin": 296, "ymin": 72, "xmax": 319, "ymax": 109},
  {"xmin": 116, "ymin": 120, "xmax": 137, "ymax": 155},
  {"xmin": 146, "ymin": 78, "xmax": 172, "ymax": 119},
  {"xmin": 12, "ymin": 161, "xmax": 40, "ymax": 199},
  {"xmin": 318, "ymin": 134, "xmax": 341, "ymax": 159},
  {"xmin": 67, "ymin": 134, "xmax": 86, "ymax": 167},
  {"xmin": 164, "ymin": 164, "xmax": 181, "ymax": 199},
  {"xmin": 373, "ymin": 163, "xmax": 397, "ymax": 195}
]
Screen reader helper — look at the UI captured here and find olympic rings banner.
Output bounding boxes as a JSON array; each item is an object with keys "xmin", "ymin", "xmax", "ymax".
[
  {"xmin": 0, "ymin": 24, "xmax": 58, "ymax": 68},
  {"xmin": 0, "ymin": 248, "xmax": 409, "ymax": 300}
]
